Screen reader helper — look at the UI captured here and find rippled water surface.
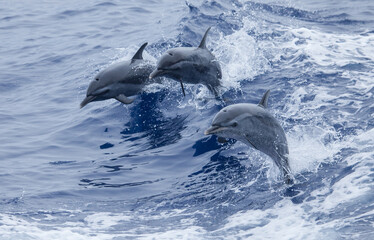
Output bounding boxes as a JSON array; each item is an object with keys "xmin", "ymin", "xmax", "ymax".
[{"xmin": 1, "ymin": 0, "xmax": 374, "ymax": 239}]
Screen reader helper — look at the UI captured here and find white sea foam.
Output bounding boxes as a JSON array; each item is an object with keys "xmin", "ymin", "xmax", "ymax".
[
  {"xmin": 213, "ymin": 22, "xmax": 271, "ymax": 89},
  {"xmin": 287, "ymin": 27, "xmax": 374, "ymax": 67},
  {"xmin": 287, "ymin": 125, "xmax": 336, "ymax": 173}
]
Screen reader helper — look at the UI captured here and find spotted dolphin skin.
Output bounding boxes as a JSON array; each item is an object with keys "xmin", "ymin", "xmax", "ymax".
[
  {"xmin": 149, "ymin": 27, "xmax": 222, "ymax": 97},
  {"xmin": 204, "ymin": 90, "xmax": 293, "ymax": 184},
  {"xmin": 80, "ymin": 42, "xmax": 154, "ymax": 108}
]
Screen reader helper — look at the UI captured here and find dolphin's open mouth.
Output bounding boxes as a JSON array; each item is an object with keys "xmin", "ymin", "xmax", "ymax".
[
  {"xmin": 204, "ymin": 125, "xmax": 228, "ymax": 135},
  {"xmin": 80, "ymin": 95, "xmax": 97, "ymax": 108}
]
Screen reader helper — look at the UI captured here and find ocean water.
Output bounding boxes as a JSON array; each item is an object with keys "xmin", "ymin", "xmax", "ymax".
[{"xmin": 1, "ymin": 0, "xmax": 374, "ymax": 239}]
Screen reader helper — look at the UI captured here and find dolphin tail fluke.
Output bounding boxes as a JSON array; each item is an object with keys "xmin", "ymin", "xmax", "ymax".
[
  {"xmin": 283, "ymin": 170, "xmax": 294, "ymax": 185},
  {"xmin": 281, "ymin": 159, "xmax": 294, "ymax": 185},
  {"xmin": 258, "ymin": 89, "xmax": 271, "ymax": 108},
  {"xmin": 115, "ymin": 94, "xmax": 134, "ymax": 104},
  {"xmin": 198, "ymin": 27, "xmax": 211, "ymax": 49},
  {"xmin": 132, "ymin": 42, "xmax": 148, "ymax": 61},
  {"xmin": 274, "ymin": 153, "xmax": 294, "ymax": 184}
]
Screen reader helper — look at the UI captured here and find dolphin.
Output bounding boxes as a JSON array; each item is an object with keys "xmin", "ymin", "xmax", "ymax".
[
  {"xmin": 149, "ymin": 27, "xmax": 222, "ymax": 97},
  {"xmin": 204, "ymin": 90, "xmax": 293, "ymax": 184},
  {"xmin": 80, "ymin": 42, "xmax": 155, "ymax": 108}
]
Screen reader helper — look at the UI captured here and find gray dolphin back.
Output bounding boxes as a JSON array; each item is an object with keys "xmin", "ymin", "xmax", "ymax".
[
  {"xmin": 254, "ymin": 91, "xmax": 292, "ymax": 183},
  {"xmin": 253, "ymin": 91, "xmax": 292, "ymax": 183},
  {"xmin": 241, "ymin": 107, "xmax": 293, "ymax": 184}
]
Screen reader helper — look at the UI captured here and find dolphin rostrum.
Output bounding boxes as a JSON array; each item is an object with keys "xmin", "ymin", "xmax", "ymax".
[
  {"xmin": 80, "ymin": 42, "xmax": 155, "ymax": 108},
  {"xmin": 204, "ymin": 90, "xmax": 293, "ymax": 184},
  {"xmin": 149, "ymin": 27, "xmax": 222, "ymax": 97}
]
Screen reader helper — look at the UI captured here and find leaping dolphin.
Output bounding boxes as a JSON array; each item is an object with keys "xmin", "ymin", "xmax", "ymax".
[
  {"xmin": 80, "ymin": 42, "xmax": 155, "ymax": 108},
  {"xmin": 204, "ymin": 90, "xmax": 293, "ymax": 184},
  {"xmin": 149, "ymin": 27, "xmax": 222, "ymax": 97}
]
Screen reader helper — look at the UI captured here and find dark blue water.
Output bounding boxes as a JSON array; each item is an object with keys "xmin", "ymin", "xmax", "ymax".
[{"xmin": 1, "ymin": 0, "xmax": 374, "ymax": 239}]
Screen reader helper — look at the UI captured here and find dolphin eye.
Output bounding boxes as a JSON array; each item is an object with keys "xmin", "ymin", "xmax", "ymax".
[
  {"xmin": 95, "ymin": 78, "xmax": 99, "ymax": 81},
  {"xmin": 168, "ymin": 53, "xmax": 173, "ymax": 56},
  {"xmin": 231, "ymin": 122, "xmax": 238, "ymax": 127}
]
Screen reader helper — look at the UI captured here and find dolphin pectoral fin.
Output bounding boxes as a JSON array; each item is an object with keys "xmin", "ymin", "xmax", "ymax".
[
  {"xmin": 179, "ymin": 79, "xmax": 186, "ymax": 97},
  {"xmin": 245, "ymin": 135, "xmax": 258, "ymax": 150},
  {"xmin": 217, "ymin": 137, "xmax": 227, "ymax": 143},
  {"xmin": 198, "ymin": 27, "xmax": 211, "ymax": 49},
  {"xmin": 115, "ymin": 94, "xmax": 134, "ymax": 104},
  {"xmin": 131, "ymin": 42, "xmax": 148, "ymax": 61}
]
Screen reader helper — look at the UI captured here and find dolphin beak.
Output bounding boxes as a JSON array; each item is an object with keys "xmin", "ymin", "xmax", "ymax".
[
  {"xmin": 80, "ymin": 95, "xmax": 96, "ymax": 108},
  {"xmin": 204, "ymin": 125, "xmax": 227, "ymax": 135},
  {"xmin": 149, "ymin": 69, "xmax": 164, "ymax": 79}
]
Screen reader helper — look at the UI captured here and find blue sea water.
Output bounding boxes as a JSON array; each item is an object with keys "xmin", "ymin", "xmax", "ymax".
[{"xmin": 1, "ymin": 0, "xmax": 374, "ymax": 239}]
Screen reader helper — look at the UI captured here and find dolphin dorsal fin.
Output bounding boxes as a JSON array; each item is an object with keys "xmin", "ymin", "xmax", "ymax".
[
  {"xmin": 258, "ymin": 90, "xmax": 271, "ymax": 108},
  {"xmin": 132, "ymin": 42, "xmax": 148, "ymax": 61},
  {"xmin": 198, "ymin": 27, "xmax": 211, "ymax": 49}
]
